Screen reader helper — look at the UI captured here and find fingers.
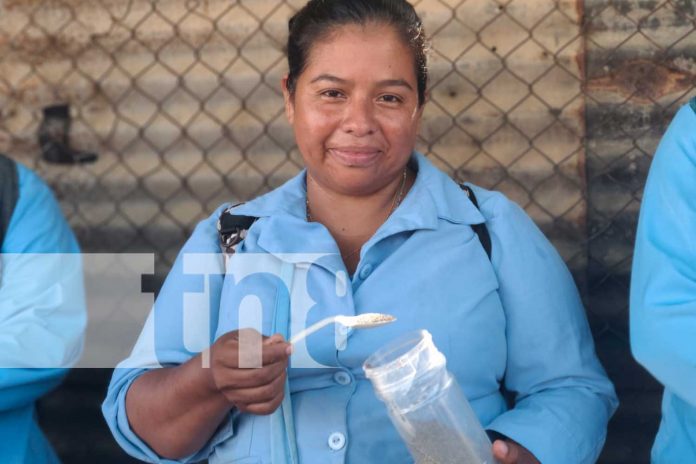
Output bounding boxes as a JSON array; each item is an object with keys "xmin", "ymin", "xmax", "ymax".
[
  {"xmin": 492, "ymin": 440, "xmax": 520, "ymax": 464},
  {"xmin": 266, "ymin": 334, "xmax": 293, "ymax": 357},
  {"xmin": 209, "ymin": 329, "xmax": 291, "ymax": 415},
  {"xmin": 218, "ymin": 358, "xmax": 288, "ymax": 390},
  {"xmin": 215, "ymin": 331, "xmax": 291, "ymax": 369},
  {"xmin": 261, "ymin": 340, "xmax": 292, "ymax": 365},
  {"xmin": 223, "ymin": 370, "xmax": 287, "ymax": 413},
  {"xmin": 227, "ymin": 329, "xmax": 285, "ymax": 346},
  {"xmin": 236, "ymin": 389, "xmax": 285, "ymax": 415},
  {"xmin": 492, "ymin": 439, "xmax": 540, "ymax": 464},
  {"xmin": 264, "ymin": 333, "xmax": 286, "ymax": 345}
]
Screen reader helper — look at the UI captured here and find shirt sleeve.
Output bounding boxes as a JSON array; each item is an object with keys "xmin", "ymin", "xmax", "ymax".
[
  {"xmin": 479, "ymin": 190, "xmax": 619, "ymax": 464},
  {"xmin": 102, "ymin": 205, "xmax": 240, "ymax": 463},
  {"xmin": 0, "ymin": 164, "xmax": 85, "ymax": 410},
  {"xmin": 630, "ymin": 103, "xmax": 696, "ymax": 406}
]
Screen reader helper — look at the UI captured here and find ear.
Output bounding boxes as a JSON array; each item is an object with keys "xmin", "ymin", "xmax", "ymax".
[{"xmin": 281, "ymin": 74, "xmax": 295, "ymax": 124}]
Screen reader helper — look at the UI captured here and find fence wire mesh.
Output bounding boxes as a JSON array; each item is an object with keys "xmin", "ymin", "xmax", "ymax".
[{"xmin": 0, "ymin": 0, "xmax": 695, "ymax": 462}]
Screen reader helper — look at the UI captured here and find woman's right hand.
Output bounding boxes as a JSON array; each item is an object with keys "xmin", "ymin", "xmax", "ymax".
[{"xmin": 209, "ymin": 329, "xmax": 292, "ymax": 415}]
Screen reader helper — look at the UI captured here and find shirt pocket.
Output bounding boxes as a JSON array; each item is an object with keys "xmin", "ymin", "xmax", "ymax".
[
  {"xmin": 209, "ymin": 413, "xmax": 260, "ymax": 463},
  {"xmin": 228, "ymin": 458, "xmax": 261, "ymax": 464},
  {"xmin": 216, "ymin": 270, "xmax": 280, "ymax": 339},
  {"xmin": 211, "ymin": 414, "xmax": 269, "ymax": 464}
]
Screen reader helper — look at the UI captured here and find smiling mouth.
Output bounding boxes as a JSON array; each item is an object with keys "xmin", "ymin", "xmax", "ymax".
[{"xmin": 328, "ymin": 148, "xmax": 382, "ymax": 167}]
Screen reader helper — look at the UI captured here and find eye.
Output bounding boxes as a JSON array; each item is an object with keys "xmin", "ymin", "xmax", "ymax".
[
  {"xmin": 378, "ymin": 94, "xmax": 403, "ymax": 104},
  {"xmin": 321, "ymin": 89, "xmax": 345, "ymax": 99}
]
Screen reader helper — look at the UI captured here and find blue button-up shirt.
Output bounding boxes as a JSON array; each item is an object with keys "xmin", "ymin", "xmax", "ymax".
[
  {"xmin": 104, "ymin": 153, "xmax": 617, "ymax": 464},
  {"xmin": 631, "ymin": 101, "xmax": 696, "ymax": 463},
  {"xmin": 0, "ymin": 162, "xmax": 84, "ymax": 463}
]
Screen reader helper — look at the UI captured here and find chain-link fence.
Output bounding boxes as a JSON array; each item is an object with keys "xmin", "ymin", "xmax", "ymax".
[{"xmin": 1, "ymin": 0, "xmax": 695, "ymax": 462}]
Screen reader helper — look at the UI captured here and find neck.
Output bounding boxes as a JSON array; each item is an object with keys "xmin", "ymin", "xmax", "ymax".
[{"xmin": 306, "ymin": 169, "xmax": 413, "ymax": 269}]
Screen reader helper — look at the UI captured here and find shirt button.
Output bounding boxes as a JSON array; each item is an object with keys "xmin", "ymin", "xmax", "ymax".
[
  {"xmin": 358, "ymin": 263, "xmax": 373, "ymax": 280},
  {"xmin": 333, "ymin": 371, "xmax": 352, "ymax": 386},
  {"xmin": 328, "ymin": 432, "xmax": 346, "ymax": 451}
]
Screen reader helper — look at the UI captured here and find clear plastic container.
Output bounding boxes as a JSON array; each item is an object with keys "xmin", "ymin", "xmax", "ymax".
[{"xmin": 363, "ymin": 330, "xmax": 496, "ymax": 464}]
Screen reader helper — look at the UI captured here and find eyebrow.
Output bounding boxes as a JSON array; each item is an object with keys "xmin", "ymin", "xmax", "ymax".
[{"xmin": 309, "ymin": 74, "xmax": 414, "ymax": 91}]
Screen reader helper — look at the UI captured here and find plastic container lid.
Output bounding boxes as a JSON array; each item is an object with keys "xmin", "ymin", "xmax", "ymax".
[{"xmin": 363, "ymin": 330, "xmax": 446, "ymax": 395}]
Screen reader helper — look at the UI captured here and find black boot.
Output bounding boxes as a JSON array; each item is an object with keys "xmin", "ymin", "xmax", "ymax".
[{"xmin": 38, "ymin": 104, "xmax": 98, "ymax": 164}]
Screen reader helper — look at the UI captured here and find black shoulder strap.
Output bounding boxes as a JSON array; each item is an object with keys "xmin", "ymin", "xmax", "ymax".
[
  {"xmin": 690, "ymin": 96, "xmax": 696, "ymax": 115},
  {"xmin": 217, "ymin": 204, "xmax": 258, "ymax": 256},
  {"xmin": 0, "ymin": 154, "xmax": 19, "ymax": 247},
  {"xmin": 459, "ymin": 184, "xmax": 492, "ymax": 261},
  {"xmin": 217, "ymin": 188, "xmax": 492, "ymax": 261}
]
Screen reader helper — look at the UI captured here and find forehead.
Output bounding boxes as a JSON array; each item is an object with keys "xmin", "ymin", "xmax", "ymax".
[{"xmin": 302, "ymin": 23, "xmax": 417, "ymax": 83}]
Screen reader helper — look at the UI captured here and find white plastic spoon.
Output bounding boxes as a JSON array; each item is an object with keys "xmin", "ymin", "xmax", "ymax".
[{"xmin": 289, "ymin": 313, "xmax": 396, "ymax": 345}]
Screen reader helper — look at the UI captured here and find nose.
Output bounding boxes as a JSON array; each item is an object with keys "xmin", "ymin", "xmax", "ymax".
[{"xmin": 341, "ymin": 97, "xmax": 376, "ymax": 136}]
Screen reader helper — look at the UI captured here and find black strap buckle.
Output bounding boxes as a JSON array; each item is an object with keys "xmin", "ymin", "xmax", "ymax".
[{"xmin": 217, "ymin": 205, "xmax": 257, "ymax": 256}]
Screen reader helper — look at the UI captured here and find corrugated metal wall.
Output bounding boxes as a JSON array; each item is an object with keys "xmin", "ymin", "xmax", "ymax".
[{"xmin": 0, "ymin": 0, "xmax": 694, "ymax": 462}]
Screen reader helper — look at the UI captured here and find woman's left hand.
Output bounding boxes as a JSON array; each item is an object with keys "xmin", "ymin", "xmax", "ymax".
[{"xmin": 492, "ymin": 439, "xmax": 541, "ymax": 464}]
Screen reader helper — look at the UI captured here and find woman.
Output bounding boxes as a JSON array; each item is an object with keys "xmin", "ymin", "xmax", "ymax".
[
  {"xmin": 631, "ymin": 97, "xmax": 696, "ymax": 463},
  {"xmin": 103, "ymin": 1, "xmax": 617, "ymax": 463}
]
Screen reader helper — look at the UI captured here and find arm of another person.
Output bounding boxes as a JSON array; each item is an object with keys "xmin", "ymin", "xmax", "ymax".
[
  {"xmin": 0, "ymin": 164, "xmax": 85, "ymax": 410},
  {"xmin": 477, "ymin": 190, "xmax": 618, "ymax": 464},
  {"xmin": 103, "ymin": 210, "xmax": 290, "ymax": 462},
  {"xmin": 631, "ymin": 103, "xmax": 696, "ymax": 406}
]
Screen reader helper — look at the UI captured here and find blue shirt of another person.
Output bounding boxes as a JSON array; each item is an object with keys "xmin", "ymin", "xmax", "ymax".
[
  {"xmin": 0, "ymin": 161, "xmax": 85, "ymax": 463},
  {"xmin": 631, "ymin": 100, "xmax": 696, "ymax": 463}
]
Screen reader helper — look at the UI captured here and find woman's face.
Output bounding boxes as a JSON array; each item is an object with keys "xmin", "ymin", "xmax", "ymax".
[{"xmin": 283, "ymin": 23, "xmax": 424, "ymax": 197}]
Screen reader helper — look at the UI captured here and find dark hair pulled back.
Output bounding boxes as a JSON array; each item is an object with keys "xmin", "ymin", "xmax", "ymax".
[{"xmin": 286, "ymin": 0, "xmax": 428, "ymax": 106}]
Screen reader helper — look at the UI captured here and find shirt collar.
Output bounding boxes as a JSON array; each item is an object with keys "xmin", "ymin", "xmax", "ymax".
[
  {"xmin": 397, "ymin": 152, "xmax": 486, "ymax": 226},
  {"xmin": 229, "ymin": 173, "xmax": 342, "ymax": 270},
  {"xmin": 231, "ymin": 153, "xmax": 485, "ymax": 223},
  {"xmin": 229, "ymin": 152, "xmax": 486, "ymax": 260},
  {"xmin": 229, "ymin": 171, "xmax": 308, "ymax": 220}
]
